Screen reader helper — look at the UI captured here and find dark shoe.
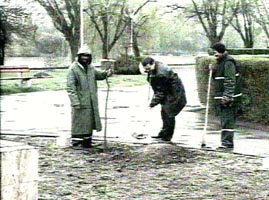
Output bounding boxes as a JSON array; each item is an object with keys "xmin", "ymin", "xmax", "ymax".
[
  {"xmin": 161, "ymin": 137, "xmax": 172, "ymax": 142},
  {"xmin": 82, "ymin": 138, "xmax": 92, "ymax": 148},
  {"xmin": 71, "ymin": 139, "xmax": 83, "ymax": 147},
  {"xmin": 151, "ymin": 135, "xmax": 163, "ymax": 139},
  {"xmin": 151, "ymin": 130, "xmax": 166, "ymax": 139},
  {"xmin": 217, "ymin": 145, "xmax": 233, "ymax": 150},
  {"xmin": 222, "ymin": 143, "xmax": 234, "ymax": 148}
]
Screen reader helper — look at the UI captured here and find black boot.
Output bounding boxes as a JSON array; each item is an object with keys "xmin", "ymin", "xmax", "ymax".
[
  {"xmin": 82, "ymin": 137, "xmax": 92, "ymax": 148},
  {"xmin": 151, "ymin": 130, "xmax": 165, "ymax": 139}
]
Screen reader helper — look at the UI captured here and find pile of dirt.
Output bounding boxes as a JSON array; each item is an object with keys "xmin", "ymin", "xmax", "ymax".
[{"xmin": 133, "ymin": 143, "xmax": 201, "ymax": 165}]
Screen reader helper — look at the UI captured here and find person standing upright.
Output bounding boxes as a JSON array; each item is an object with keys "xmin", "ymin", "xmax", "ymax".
[
  {"xmin": 66, "ymin": 45, "xmax": 112, "ymax": 148},
  {"xmin": 211, "ymin": 42, "xmax": 242, "ymax": 149}
]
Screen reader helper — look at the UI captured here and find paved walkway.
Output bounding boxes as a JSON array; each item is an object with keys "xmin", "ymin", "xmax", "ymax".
[
  {"xmin": 1, "ymin": 62, "xmax": 268, "ymax": 157},
  {"xmin": 1, "ymin": 84, "xmax": 268, "ymax": 158}
]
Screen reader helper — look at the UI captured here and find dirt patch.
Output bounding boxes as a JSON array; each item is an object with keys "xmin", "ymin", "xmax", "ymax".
[{"xmin": 2, "ymin": 136, "xmax": 269, "ymax": 200}]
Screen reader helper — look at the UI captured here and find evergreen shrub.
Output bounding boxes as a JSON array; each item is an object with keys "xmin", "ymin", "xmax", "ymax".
[
  {"xmin": 195, "ymin": 55, "xmax": 269, "ymax": 125},
  {"xmin": 208, "ymin": 48, "xmax": 269, "ymax": 55},
  {"xmin": 227, "ymin": 48, "xmax": 269, "ymax": 55},
  {"xmin": 114, "ymin": 55, "xmax": 143, "ymax": 75}
]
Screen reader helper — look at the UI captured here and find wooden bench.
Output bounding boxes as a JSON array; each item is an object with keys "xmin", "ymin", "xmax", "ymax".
[
  {"xmin": 0, "ymin": 65, "xmax": 33, "ymax": 86},
  {"xmin": 0, "ymin": 65, "xmax": 53, "ymax": 86}
]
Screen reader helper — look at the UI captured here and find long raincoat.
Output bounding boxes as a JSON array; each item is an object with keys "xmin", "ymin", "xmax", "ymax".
[{"xmin": 67, "ymin": 61, "xmax": 107, "ymax": 137}]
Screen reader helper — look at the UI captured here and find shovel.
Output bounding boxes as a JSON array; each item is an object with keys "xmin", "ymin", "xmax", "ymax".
[{"xmin": 201, "ymin": 65, "xmax": 213, "ymax": 148}]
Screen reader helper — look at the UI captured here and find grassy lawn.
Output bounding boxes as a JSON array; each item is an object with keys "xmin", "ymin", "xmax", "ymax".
[{"xmin": 0, "ymin": 70, "xmax": 148, "ymax": 95}]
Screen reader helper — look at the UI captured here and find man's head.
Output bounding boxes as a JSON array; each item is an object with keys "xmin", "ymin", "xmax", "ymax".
[
  {"xmin": 212, "ymin": 42, "xmax": 226, "ymax": 59},
  {"xmin": 140, "ymin": 57, "xmax": 156, "ymax": 73},
  {"xmin": 77, "ymin": 45, "xmax": 92, "ymax": 66}
]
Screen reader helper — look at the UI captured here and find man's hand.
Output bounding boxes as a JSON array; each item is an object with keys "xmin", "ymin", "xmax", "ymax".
[
  {"xmin": 221, "ymin": 96, "xmax": 234, "ymax": 107},
  {"xmin": 209, "ymin": 64, "xmax": 216, "ymax": 71},
  {"xmin": 149, "ymin": 102, "xmax": 157, "ymax": 108},
  {"xmin": 106, "ymin": 68, "xmax": 113, "ymax": 77}
]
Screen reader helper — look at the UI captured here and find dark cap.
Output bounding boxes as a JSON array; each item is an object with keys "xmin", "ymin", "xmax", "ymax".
[
  {"xmin": 142, "ymin": 57, "xmax": 155, "ymax": 67},
  {"xmin": 212, "ymin": 42, "xmax": 226, "ymax": 53}
]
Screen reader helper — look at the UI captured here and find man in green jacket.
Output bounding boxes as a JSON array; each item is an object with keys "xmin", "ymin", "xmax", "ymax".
[
  {"xmin": 212, "ymin": 42, "xmax": 242, "ymax": 149},
  {"xmin": 140, "ymin": 57, "xmax": 187, "ymax": 142},
  {"xmin": 66, "ymin": 45, "xmax": 112, "ymax": 148}
]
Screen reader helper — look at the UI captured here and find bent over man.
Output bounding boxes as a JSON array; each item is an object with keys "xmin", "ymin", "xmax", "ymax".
[
  {"xmin": 140, "ymin": 57, "xmax": 187, "ymax": 142},
  {"xmin": 67, "ymin": 45, "xmax": 112, "ymax": 148}
]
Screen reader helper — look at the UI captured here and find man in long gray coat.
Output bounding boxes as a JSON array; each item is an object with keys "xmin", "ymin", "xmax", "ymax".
[
  {"xmin": 140, "ymin": 57, "xmax": 187, "ymax": 142},
  {"xmin": 67, "ymin": 46, "xmax": 111, "ymax": 148}
]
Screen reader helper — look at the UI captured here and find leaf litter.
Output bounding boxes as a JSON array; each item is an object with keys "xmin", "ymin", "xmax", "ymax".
[{"xmin": 1, "ymin": 135, "xmax": 269, "ymax": 200}]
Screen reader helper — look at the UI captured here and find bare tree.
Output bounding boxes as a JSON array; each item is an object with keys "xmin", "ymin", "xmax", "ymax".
[
  {"xmin": 84, "ymin": 0, "xmax": 129, "ymax": 59},
  {"xmin": 171, "ymin": 0, "xmax": 239, "ymax": 47},
  {"xmin": 0, "ymin": 2, "xmax": 35, "ymax": 65},
  {"xmin": 255, "ymin": 0, "xmax": 269, "ymax": 46},
  {"xmin": 125, "ymin": 0, "xmax": 156, "ymax": 57},
  {"xmin": 231, "ymin": 0, "xmax": 255, "ymax": 48},
  {"xmin": 34, "ymin": 0, "xmax": 80, "ymax": 61},
  {"xmin": 131, "ymin": 15, "xmax": 150, "ymax": 57},
  {"xmin": 84, "ymin": 0, "xmax": 155, "ymax": 59}
]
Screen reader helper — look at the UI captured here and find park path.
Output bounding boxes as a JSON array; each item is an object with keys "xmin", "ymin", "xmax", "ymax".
[{"xmin": 1, "ymin": 58, "xmax": 268, "ymax": 157}]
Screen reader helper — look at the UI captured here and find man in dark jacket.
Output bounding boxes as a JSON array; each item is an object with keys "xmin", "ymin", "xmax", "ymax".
[
  {"xmin": 67, "ymin": 45, "xmax": 112, "ymax": 148},
  {"xmin": 140, "ymin": 57, "xmax": 187, "ymax": 142},
  {"xmin": 212, "ymin": 42, "xmax": 242, "ymax": 149}
]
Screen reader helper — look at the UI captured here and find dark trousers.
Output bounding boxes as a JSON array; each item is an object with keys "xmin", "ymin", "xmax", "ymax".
[
  {"xmin": 220, "ymin": 106, "xmax": 236, "ymax": 147},
  {"xmin": 160, "ymin": 110, "xmax": 175, "ymax": 140}
]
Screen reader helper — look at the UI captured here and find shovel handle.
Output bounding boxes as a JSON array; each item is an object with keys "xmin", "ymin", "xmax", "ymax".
[{"xmin": 202, "ymin": 65, "xmax": 213, "ymax": 145}]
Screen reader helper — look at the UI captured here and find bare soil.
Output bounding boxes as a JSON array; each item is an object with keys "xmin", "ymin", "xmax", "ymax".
[{"xmin": 2, "ymin": 136, "xmax": 269, "ymax": 200}]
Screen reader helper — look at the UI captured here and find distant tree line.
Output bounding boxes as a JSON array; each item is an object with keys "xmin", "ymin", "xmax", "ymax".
[{"xmin": 1, "ymin": 0, "xmax": 269, "ymax": 64}]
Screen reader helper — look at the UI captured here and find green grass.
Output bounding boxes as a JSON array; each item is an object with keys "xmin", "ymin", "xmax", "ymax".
[{"xmin": 0, "ymin": 70, "xmax": 148, "ymax": 95}]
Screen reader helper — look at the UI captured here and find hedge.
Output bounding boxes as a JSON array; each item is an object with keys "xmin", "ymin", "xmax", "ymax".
[
  {"xmin": 208, "ymin": 48, "xmax": 269, "ymax": 55},
  {"xmin": 227, "ymin": 48, "xmax": 269, "ymax": 55},
  {"xmin": 195, "ymin": 55, "xmax": 269, "ymax": 125},
  {"xmin": 114, "ymin": 55, "xmax": 143, "ymax": 75}
]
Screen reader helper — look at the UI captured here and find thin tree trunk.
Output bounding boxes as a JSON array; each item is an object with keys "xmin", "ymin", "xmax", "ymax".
[
  {"xmin": 69, "ymin": 39, "xmax": 79, "ymax": 62},
  {"xmin": 133, "ymin": 32, "xmax": 140, "ymax": 57},
  {"xmin": 102, "ymin": 43, "xmax": 108, "ymax": 59},
  {"xmin": 0, "ymin": 45, "xmax": 5, "ymax": 65}
]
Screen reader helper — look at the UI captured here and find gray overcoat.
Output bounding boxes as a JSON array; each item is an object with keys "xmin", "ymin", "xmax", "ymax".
[{"xmin": 67, "ymin": 61, "xmax": 107, "ymax": 137}]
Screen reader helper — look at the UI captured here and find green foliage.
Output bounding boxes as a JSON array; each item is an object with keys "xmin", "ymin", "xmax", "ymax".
[
  {"xmin": 195, "ymin": 55, "xmax": 215, "ymax": 104},
  {"xmin": 227, "ymin": 48, "xmax": 269, "ymax": 55},
  {"xmin": 208, "ymin": 48, "xmax": 269, "ymax": 56},
  {"xmin": 114, "ymin": 55, "xmax": 143, "ymax": 75},
  {"xmin": 195, "ymin": 55, "xmax": 269, "ymax": 125},
  {"xmin": 36, "ymin": 33, "xmax": 68, "ymax": 56}
]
